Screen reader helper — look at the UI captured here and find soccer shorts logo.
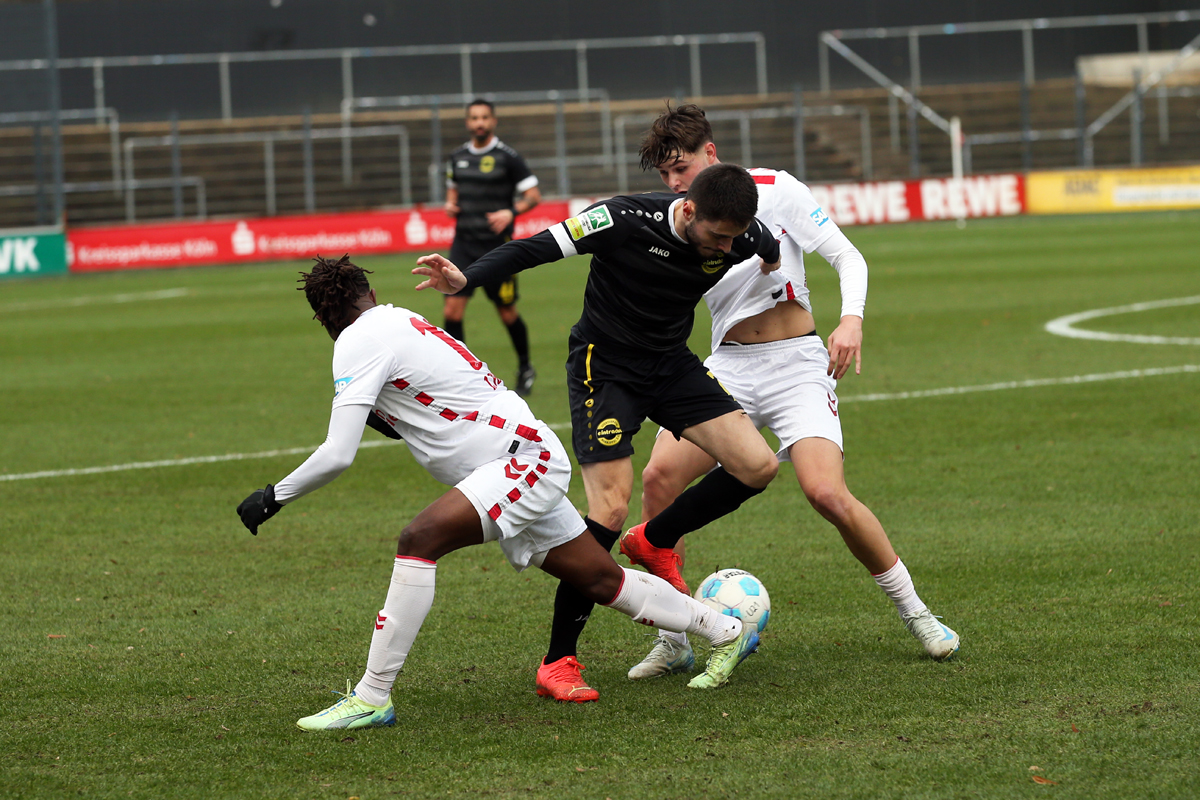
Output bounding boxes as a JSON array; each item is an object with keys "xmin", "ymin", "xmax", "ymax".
[{"xmin": 596, "ymin": 417, "xmax": 623, "ymax": 447}]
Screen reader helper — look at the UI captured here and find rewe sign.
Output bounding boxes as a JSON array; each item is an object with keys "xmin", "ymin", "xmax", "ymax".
[
  {"xmin": 0, "ymin": 228, "xmax": 68, "ymax": 279},
  {"xmin": 808, "ymin": 174, "xmax": 1025, "ymax": 226}
]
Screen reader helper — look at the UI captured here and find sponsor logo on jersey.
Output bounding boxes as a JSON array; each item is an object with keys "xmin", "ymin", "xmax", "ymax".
[
  {"xmin": 480, "ymin": 155, "xmax": 495, "ymax": 173},
  {"xmin": 649, "ymin": 246, "xmax": 671, "ymax": 258},
  {"xmin": 810, "ymin": 207, "xmax": 830, "ymax": 227},
  {"xmin": 701, "ymin": 256, "xmax": 725, "ymax": 274},
  {"xmin": 456, "ymin": 160, "xmax": 469, "ymax": 168},
  {"xmin": 565, "ymin": 205, "xmax": 614, "ymax": 241},
  {"xmin": 596, "ymin": 417, "xmax": 623, "ymax": 447},
  {"xmin": 334, "ymin": 376, "xmax": 354, "ymax": 396}
]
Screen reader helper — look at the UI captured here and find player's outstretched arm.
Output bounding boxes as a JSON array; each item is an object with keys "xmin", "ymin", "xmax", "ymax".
[
  {"xmin": 236, "ymin": 404, "xmax": 371, "ymax": 535},
  {"xmin": 413, "ymin": 254, "xmax": 467, "ymax": 294}
]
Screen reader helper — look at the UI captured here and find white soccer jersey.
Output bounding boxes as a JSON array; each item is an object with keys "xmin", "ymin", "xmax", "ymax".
[
  {"xmin": 704, "ymin": 168, "xmax": 864, "ymax": 351},
  {"xmin": 331, "ymin": 304, "xmax": 543, "ymax": 486}
]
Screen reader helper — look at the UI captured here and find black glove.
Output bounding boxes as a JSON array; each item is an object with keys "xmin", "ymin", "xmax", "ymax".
[{"xmin": 236, "ymin": 484, "xmax": 283, "ymax": 535}]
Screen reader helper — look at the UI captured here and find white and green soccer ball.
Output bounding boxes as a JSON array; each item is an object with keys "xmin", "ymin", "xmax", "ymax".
[{"xmin": 694, "ymin": 568, "xmax": 771, "ymax": 634}]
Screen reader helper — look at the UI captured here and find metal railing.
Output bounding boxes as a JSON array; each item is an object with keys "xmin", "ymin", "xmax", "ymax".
[
  {"xmin": 1084, "ymin": 30, "xmax": 1200, "ymax": 166},
  {"xmin": 819, "ymin": 10, "xmax": 1200, "ymax": 93},
  {"xmin": 0, "ymin": 177, "xmax": 207, "ymax": 222},
  {"xmin": 612, "ymin": 100, "xmax": 874, "ymax": 194},
  {"xmin": 122, "ymin": 123, "xmax": 410, "ymax": 220},
  {"xmin": 0, "ymin": 107, "xmax": 122, "ymax": 192},
  {"xmin": 342, "ymin": 88, "xmax": 615, "ymax": 197},
  {"xmin": 0, "ymin": 33, "xmax": 766, "ymax": 121}
]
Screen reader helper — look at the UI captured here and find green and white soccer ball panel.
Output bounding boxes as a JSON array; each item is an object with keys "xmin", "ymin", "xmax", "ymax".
[{"xmin": 694, "ymin": 568, "xmax": 770, "ymax": 634}]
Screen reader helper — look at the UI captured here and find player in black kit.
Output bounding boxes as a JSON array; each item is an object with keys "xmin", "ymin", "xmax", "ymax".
[
  {"xmin": 415, "ymin": 163, "xmax": 782, "ymax": 699},
  {"xmin": 444, "ymin": 99, "xmax": 542, "ymax": 396}
]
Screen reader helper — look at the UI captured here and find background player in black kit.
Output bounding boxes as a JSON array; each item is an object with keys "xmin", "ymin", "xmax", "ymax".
[
  {"xmin": 415, "ymin": 163, "xmax": 783, "ymax": 699},
  {"xmin": 444, "ymin": 99, "xmax": 542, "ymax": 396}
]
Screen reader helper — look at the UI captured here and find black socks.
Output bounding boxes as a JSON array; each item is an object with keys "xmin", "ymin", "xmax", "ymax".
[
  {"xmin": 505, "ymin": 315, "xmax": 530, "ymax": 368},
  {"xmin": 443, "ymin": 318, "xmax": 465, "ymax": 342},
  {"xmin": 644, "ymin": 467, "xmax": 765, "ymax": 550},
  {"xmin": 544, "ymin": 517, "xmax": 620, "ymax": 664}
]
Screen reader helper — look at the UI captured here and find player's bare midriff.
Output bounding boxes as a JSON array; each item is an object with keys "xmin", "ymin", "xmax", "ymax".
[{"xmin": 722, "ymin": 299, "xmax": 815, "ymax": 344}]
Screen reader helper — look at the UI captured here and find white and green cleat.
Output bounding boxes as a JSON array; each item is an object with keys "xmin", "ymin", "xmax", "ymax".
[
  {"xmin": 628, "ymin": 636, "xmax": 696, "ymax": 680},
  {"xmin": 687, "ymin": 624, "xmax": 759, "ymax": 690},
  {"xmin": 902, "ymin": 609, "xmax": 960, "ymax": 661},
  {"xmin": 296, "ymin": 681, "xmax": 396, "ymax": 731}
]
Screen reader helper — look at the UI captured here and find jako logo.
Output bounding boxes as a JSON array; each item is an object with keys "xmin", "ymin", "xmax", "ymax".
[
  {"xmin": 649, "ymin": 246, "xmax": 670, "ymax": 257},
  {"xmin": 0, "ymin": 238, "xmax": 39, "ymax": 273}
]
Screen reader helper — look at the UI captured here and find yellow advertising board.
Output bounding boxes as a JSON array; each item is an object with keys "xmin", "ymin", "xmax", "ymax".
[{"xmin": 1026, "ymin": 166, "xmax": 1200, "ymax": 214}]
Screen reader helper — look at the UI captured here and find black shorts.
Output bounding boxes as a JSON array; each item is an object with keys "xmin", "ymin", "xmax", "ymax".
[
  {"xmin": 450, "ymin": 237, "xmax": 519, "ymax": 306},
  {"xmin": 566, "ymin": 329, "xmax": 743, "ymax": 464}
]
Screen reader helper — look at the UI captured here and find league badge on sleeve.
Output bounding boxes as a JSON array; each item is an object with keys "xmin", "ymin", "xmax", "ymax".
[
  {"xmin": 564, "ymin": 205, "xmax": 614, "ymax": 241},
  {"xmin": 810, "ymin": 207, "xmax": 830, "ymax": 227},
  {"xmin": 334, "ymin": 377, "xmax": 355, "ymax": 397}
]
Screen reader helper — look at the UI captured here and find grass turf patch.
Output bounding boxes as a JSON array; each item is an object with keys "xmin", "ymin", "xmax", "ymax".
[{"xmin": 1, "ymin": 210, "xmax": 1198, "ymax": 799}]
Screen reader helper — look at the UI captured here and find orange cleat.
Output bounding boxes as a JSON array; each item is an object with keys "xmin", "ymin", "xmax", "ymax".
[
  {"xmin": 619, "ymin": 523, "xmax": 690, "ymax": 595},
  {"xmin": 535, "ymin": 656, "xmax": 599, "ymax": 703}
]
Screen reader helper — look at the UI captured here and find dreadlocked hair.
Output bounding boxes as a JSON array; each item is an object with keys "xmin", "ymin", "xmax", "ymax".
[
  {"xmin": 298, "ymin": 254, "xmax": 373, "ymax": 334},
  {"xmin": 639, "ymin": 102, "xmax": 713, "ymax": 172}
]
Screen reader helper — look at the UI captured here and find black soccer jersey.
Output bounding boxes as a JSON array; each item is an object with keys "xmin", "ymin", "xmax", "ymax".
[
  {"xmin": 446, "ymin": 138, "xmax": 537, "ymax": 247},
  {"xmin": 460, "ymin": 192, "xmax": 780, "ymax": 352}
]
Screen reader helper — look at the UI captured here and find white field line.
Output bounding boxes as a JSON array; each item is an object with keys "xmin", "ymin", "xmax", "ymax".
[
  {"xmin": 3, "ymin": 366, "xmax": 1198, "ymax": 483},
  {"xmin": 1, "ymin": 287, "xmax": 191, "ymax": 313},
  {"xmin": 1045, "ymin": 295, "xmax": 1200, "ymax": 345}
]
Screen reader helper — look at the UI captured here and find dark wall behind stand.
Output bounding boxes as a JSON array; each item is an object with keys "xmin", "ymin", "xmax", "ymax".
[{"xmin": 4, "ymin": 0, "xmax": 1198, "ymax": 118}]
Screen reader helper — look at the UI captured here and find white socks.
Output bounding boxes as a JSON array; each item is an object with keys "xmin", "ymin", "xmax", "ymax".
[
  {"xmin": 872, "ymin": 557, "xmax": 927, "ymax": 618},
  {"xmin": 354, "ymin": 556, "xmax": 438, "ymax": 707},
  {"xmin": 605, "ymin": 567, "xmax": 740, "ymax": 647}
]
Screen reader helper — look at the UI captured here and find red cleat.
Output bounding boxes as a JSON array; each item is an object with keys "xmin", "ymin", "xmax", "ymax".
[
  {"xmin": 619, "ymin": 523, "xmax": 690, "ymax": 595},
  {"xmin": 535, "ymin": 656, "xmax": 599, "ymax": 703}
]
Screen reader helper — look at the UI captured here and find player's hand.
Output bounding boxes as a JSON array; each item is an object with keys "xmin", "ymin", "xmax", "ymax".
[
  {"xmin": 443, "ymin": 201, "xmax": 459, "ymax": 218},
  {"xmin": 826, "ymin": 316, "xmax": 863, "ymax": 379},
  {"xmin": 486, "ymin": 208, "xmax": 515, "ymax": 234},
  {"xmin": 413, "ymin": 254, "xmax": 468, "ymax": 294},
  {"xmin": 760, "ymin": 259, "xmax": 781, "ymax": 275},
  {"xmin": 236, "ymin": 484, "xmax": 282, "ymax": 535}
]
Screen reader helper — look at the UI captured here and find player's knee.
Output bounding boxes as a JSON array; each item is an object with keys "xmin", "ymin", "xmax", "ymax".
[
  {"xmin": 395, "ymin": 522, "xmax": 440, "ymax": 560},
  {"xmin": 579, "ymin": 562, "xmax": 624, "ymax": 605},
  {"xmin": 642, "ymin": 461, "xmax": 687, "ymax": 511},
  {"xmin": 804, "ymin": 482, "xmax": 854, "ymax": 523},
  {"xmin": 739, "ymin": 453, "xmax": 778, "ymax": 489}
]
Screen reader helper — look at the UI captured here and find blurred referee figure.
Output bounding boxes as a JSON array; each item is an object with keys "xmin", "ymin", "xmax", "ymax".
[{"xmin": 443, "ymin": 99, "xmax": 542, "ymax": 396}]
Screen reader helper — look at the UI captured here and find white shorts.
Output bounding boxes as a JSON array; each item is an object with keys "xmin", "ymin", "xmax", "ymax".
[
  {"xmin": 704, "ymin": 335, "xmax": 843, "ymax": 461},
  {"xmin": 457, "ymin": 425, "xmax": 586, "ymax": 571}
]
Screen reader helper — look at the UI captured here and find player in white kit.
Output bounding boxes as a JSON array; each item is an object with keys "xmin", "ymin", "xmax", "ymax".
[
  {"xmin": 234, "ymin": 255, "xmax": 760, "ymax": 730},
  {"xmin": 621, "ymin": 105, "xmax": 959, "ymax": 678}
]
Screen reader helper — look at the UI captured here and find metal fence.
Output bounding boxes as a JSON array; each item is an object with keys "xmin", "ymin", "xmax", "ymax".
[
  {"xmin": 818, "ymin": 12, "xmax": 1200, "ymax": 175},
  {"xmin": 0, "ymin": 32, "xmax": 767, "ymax": 121}
]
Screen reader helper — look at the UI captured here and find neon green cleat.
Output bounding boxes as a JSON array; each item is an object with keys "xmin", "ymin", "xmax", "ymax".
[
  {"xmin": 296, "ymin": 680, "xmax": 397, "ymax": 731},
  {"xmin": 687, "ymin": 623, "xmax": 759, "ymax": 690}
]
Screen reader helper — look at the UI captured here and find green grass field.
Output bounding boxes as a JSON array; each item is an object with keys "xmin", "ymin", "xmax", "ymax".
[{"xmin": 2, "ymin": 211, "xmax": 1198, "ymax": 799}]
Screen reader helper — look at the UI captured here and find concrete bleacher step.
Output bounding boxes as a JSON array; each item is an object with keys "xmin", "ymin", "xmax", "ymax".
[{"xmin": 2, "ymin": 82, "xmax": 1197, "ymax": 228}]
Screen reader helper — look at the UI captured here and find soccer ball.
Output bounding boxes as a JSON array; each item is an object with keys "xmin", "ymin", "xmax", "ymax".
[{"xmin": 694, "ymin": 568, "xmax": 770, "ymax": 634}]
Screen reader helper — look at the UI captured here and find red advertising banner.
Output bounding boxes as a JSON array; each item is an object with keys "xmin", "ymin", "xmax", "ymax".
[
  {"xmin": 65, "ymin": 175, "xmax": 1025, "ymax": 273},
  {"xmin": 808, "ymin": 174, "xmax": 1025, "ymax": 227},
  {"xmin": 67, "ymin": 202, "xmax": 575, "ymax": 272}
]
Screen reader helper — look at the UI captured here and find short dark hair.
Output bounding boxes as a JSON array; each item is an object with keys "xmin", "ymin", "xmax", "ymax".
[
  {"xmin": 639, "ymin": 102, "xmax": 713, "ymax": 171},
  {"xmin": 298, "ymin": 254, "xmax": 372, "ymax": 335},
  {"xmin": 466, "ymin": 98, "xmax": 495, "ymax": 115},
  {"xmin": 685, "ymin": 163, "xmax": 758, "ymax": 229}
]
